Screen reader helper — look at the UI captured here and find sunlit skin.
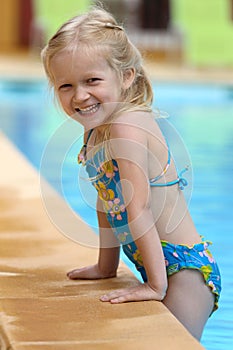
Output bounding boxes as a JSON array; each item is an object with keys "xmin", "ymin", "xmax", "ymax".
[
  {"xmin": 50, "ymin": 47, "xmax": 134, "ymax": 131},
  {"xmin": 50, "ymin": 47, "xmax": 168, "ymax": 300},
  {"xmin": 49, "ymin": 44, "xmax": 216, "ymax": 341}
]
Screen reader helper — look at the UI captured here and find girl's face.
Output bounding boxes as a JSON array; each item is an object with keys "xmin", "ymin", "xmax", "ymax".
[{"xmin": 50, "ymin": 47, "xmax": 132, "ymax": 130}]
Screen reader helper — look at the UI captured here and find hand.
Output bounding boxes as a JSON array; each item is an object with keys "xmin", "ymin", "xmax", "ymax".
[
  {"xmin": 67, "ymin": 264, "xmax": 116, "ymax": 280},
  {"xmin": 100, "ymin": 282, "xmax": 165, "ymax": 304}
]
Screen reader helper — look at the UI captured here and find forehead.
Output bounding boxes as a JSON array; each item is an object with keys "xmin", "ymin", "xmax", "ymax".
[{"xmin": 50, "ymin": 45, "xmax": 111, "ymax": 77}]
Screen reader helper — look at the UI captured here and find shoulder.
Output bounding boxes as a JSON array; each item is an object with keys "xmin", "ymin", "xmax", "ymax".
[
  {"xmin": 108, "ymin": 111, "xmax": 154, "ymax": 161},
  {"xmin": 110, "ymin": 111, "xmax": 153, "ymax": 141},
  {"xmin": 109, "ymin": 110, "xmax": 163, "ymax": 144}
]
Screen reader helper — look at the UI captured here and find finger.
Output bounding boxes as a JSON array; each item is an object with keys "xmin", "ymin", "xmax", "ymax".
[
  {"xmin": 110, "ymin": 290, "xmax": 143, "ymax": 303},
  {"xmin": 100, "ymin": 288, "xmax": 132, "ymax": 302},
  {"xmin": 67, "ymin": 270, "xmax": 78, "ymax": 279},
  {"xmin": 100, "ymin": 294, "xmax": 128, "ymax": 303},
  {"xmin": 67, "ymin": 269, "xmax": 84, "ymax": 279},
  {"xmin": 100, "ymin": 287, "xmax": 143, "ymax": 303}
]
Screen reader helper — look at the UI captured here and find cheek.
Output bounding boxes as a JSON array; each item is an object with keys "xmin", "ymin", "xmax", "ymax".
[
  {"xmin": 103, "ymin": 86, "xmax": 122, "ymax": 102},
  {"xmin": 57, "ymin": 93, "xmax": 71, "ymax": 114},
  {"xmin": 113, "ymin": 81, "xmax": 124, "ymax": 100}
]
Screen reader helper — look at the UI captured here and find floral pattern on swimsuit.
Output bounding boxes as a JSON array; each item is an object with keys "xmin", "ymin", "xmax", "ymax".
[
  {"xmin": 78, "ymin": 135, "xmax": 221, "ymax": 312},
  {"xmin": 161, "ymin": 240, "xmax": 221, "ymax": 312},
  {"xmin": 81, "ymin": 145, "xmax": 145, "ymax": 275}
]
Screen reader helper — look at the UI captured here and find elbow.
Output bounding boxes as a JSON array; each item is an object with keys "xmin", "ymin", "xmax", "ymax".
[{"xmin": 148, "ymin": 280, "xmax": 168, "ymax": 301}]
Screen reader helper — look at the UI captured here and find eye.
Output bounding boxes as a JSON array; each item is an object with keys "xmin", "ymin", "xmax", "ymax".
[
  {"xmin": 87, "ymin": 78, "xmax": 101, "ymax": 84},
  {"xmin": 59, "ymin": 84, "xmax": 72, "ymax": 90}
]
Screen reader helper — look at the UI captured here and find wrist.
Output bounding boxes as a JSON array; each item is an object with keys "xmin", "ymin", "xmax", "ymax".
[{"xmin": 147, "ymin": 281, "xmax": 167, "ymax": 301}]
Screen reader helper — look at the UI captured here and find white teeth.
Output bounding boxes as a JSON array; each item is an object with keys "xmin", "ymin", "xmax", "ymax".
[{"xmin": 76, "ymin": 103, "xmax": 99, "ymax": 115}]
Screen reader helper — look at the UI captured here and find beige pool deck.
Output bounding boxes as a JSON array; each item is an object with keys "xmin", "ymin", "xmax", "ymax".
[
  {"xmin": 2, "ymin": 53, "xmax": 232, "ymax": 349},
  {"xmin": 0, "ymin": 53, "xmax": 233, "ymax": 83}
]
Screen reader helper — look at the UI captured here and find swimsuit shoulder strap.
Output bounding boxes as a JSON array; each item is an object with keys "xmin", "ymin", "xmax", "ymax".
[
  {"xmin": 150, "ymin": 139, "xmax": 171, "ymax": 184},
  {"xmin": 149, "ymin": 138, "xmax": 189, "ymax": 190},
  {"xmin": 77, "ymin": 129, "xmax": 94, "ymax": 165},
  {"xmin": 85, "ymin": 129, "xmax": 94, "ymax": 145}
]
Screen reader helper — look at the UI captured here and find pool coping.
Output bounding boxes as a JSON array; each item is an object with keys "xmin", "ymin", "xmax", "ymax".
[
  {"xmin": 0, "ymin": 53, "xmax": 233, "ymax": 85},
  {"xmin": 0, "ymin": 132, "xmax": 204, "ymax": 349}
]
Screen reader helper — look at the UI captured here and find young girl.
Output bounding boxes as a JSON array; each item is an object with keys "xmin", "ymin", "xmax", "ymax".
[{"xmin": 41, "ymin": 6, "xmax": 221, "ymax": 340}]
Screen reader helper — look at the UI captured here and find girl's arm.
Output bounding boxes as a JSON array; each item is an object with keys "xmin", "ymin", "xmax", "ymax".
[
  {"xmin": 100, "ymin": 122, "xmax": 168, "ymax": 303},
  {"xmin": 67, "ymin": 197, "xmax": 120, "ymax": 279},
  {"xmin": 96, "ymin": 196, "xmax": 120, "ymax": 277}
]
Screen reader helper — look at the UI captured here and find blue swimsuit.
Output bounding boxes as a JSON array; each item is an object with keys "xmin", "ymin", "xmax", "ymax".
[{"xmin": 78, "ymin": 128, "xmax": 221, "ymax": 312}]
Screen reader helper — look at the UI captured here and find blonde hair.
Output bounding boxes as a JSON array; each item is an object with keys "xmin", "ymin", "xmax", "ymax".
[{"xmin": 41, "ymin": 6, "xmax": 153, "ymax": 112}]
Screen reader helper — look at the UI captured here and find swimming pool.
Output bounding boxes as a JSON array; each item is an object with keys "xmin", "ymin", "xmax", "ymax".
[{"xmin": 1, "ymin": 78, "xmax": 232, "ymax": 349}]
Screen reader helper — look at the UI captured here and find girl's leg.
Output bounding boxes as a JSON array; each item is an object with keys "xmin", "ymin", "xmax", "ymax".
[{"xmin": 162, "ymin": 269, "xmax": 215, "ymax": 340}]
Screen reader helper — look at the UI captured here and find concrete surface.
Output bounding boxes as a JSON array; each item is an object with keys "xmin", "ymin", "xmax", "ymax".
[
  {"xmin": 0, "ymin": 53, "xmax": 233, "ymax": 83},
  {"xmin": 0, "ymin": 132, "xmax": 205, "ymax": 349}
]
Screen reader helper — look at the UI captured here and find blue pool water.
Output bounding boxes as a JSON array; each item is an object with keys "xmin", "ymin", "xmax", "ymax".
[{"xmin": 1, "ymin": 78, "xmax": 233, "ymax": 349}]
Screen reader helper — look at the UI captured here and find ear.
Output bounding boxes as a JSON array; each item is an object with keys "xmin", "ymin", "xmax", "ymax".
[{"xmin": 122, "ymin": 68, "xmax": 136, "ymax": 90}]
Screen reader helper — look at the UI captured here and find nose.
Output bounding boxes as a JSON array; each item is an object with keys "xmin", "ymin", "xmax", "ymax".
[{"xmin": 73, "ymin": 85, "xmax": 90, "ymax": 104}]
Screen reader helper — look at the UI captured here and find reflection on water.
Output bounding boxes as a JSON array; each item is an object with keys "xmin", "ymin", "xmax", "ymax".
[
  {"xmin": 153, "ymin": 83, "xmax": 233, "ymax": 349},
  {"xmin": 1, "ymin": 79, "xmax": 233, "ymax": 349}
]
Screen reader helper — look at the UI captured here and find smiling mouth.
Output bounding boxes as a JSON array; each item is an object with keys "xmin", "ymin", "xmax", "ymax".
[{"xmin": 75, "ymin": 103, "xmax": 100, "ymax": 115}]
